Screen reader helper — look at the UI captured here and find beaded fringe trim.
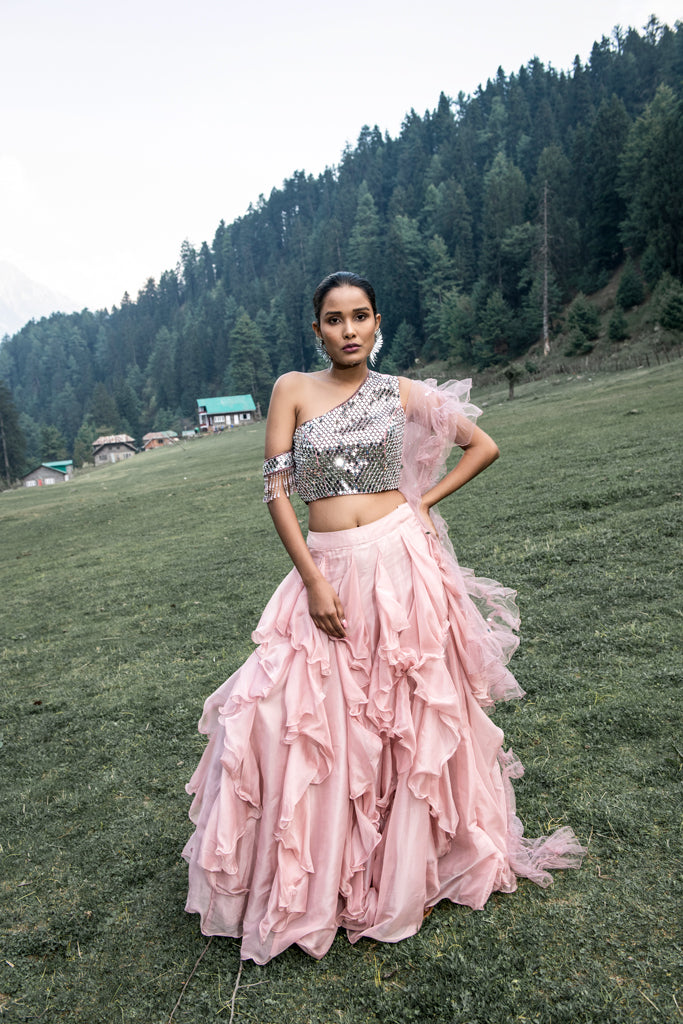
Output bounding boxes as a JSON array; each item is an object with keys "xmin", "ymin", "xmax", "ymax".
[{"xmin": 263, "ymin": 452, "xmax": 295, "ymax": 503}]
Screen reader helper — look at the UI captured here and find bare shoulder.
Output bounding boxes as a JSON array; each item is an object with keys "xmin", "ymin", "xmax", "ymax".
[
  {"xmin": 269, "ymin": 371, "xmax": 329, "ymax": 427},
  {"xmin": 269, "ymin": 372, "xmax": 304, "ymax": 410},
  {"xmin": 272, "ymin": 370, "xmax": 307, "ymax": 396},
  {"xmin": 274, "ymin": 369, "xmax": 327, "ymax": 393}
]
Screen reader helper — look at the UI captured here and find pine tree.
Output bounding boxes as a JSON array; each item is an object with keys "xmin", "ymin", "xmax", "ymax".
[
  {"xmin": 422, "ymin": 236, "xmax": 456, "ymax": 355},
  {"xmin": 0, "ymin": 382, "xmax": 26, "ymax": 484},
  {"xmin": 584, "ymin": 95, "xmax": 630, "ymax": 272},
  {"xmin": 616, "ymin": 260, "xmax": 645, "ymax": 309},
  {"xmin": 73, "ymin": 419, "xmax": 98, "ymax": 467},
  {"xmin": 481, "ymin": 153, "xmax": 527, "ymax": 288},
  {"xmin": 474, "ymin": 290, "xmax": 513, "ymax": 367},
  {"xmin": 39, "ymin": 425, "xmax": 68, "ymax": 461},
  {"xmin": 391, "ymin": 321, "xmax": 419, "ymax": 371},
  {"xmin": 619, "ymin": 84, "xmax": 683, "ymax": 277},
  {"xmin": 89, "ymin": 383, "xmax": 120, "ymax": 434},
  {"xmin": 608, "ymin": 306, "xmax": 629, "ymax": 341},
  {"xmin": 567, "ymin": 294, "xmax": 600, "ymax": 340},
  {"xmin": 654, "ymin": 274, "xmax": 683, "ymax": 331},
  {"xmin": 347, "ymin": 182, "xmax": 381, "ymax": 278},
  {"xmin": 225, "ymin": 313, "xmax": 274, "ymax": 414}
]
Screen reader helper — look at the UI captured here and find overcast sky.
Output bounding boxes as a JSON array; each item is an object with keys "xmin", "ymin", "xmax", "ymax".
[{"xmin": 1, "ymin": 0, "xmax": 679, "ymax": 314}]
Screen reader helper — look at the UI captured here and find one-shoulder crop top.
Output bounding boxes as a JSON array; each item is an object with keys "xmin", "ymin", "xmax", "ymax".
[{"xmin": 263, "ymin": 371, "xmax": 405, "ymax": 503}]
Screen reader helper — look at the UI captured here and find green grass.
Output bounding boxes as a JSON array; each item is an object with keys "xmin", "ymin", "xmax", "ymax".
[{"xmin": 1, "ymin": 364, "xmax": 681, "ymax": 1024}]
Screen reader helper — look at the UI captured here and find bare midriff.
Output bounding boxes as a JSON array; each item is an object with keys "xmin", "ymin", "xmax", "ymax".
[{"xmin": 306, "ymin": 490, "xmax": 407, "ymax": 532}]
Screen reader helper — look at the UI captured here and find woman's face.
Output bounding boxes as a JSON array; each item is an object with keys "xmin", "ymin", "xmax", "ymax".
[{"xmin": 313, "ymin": 285, "xmax": 380, "ymax": 369}]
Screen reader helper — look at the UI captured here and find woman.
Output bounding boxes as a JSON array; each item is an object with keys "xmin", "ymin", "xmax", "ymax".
[{"xmin": 183, "ymin": 271, "xmax": 584, "ymax": 965}]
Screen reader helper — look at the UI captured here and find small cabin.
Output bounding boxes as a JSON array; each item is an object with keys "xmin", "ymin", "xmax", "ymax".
[
  {"xmin": 142, "ymin": 431, "xmax": 178, "ymax": 450},
  {"xmin": 22, "ymin": 461, "xmax": 74, "ymax": 487},
  {"xmin": 92, "ymin": 435, "xmax": 136, "ymax": 466},
  {"xmin": 196, "ymin": 394, "xmax": 257, "ymax": 431}
]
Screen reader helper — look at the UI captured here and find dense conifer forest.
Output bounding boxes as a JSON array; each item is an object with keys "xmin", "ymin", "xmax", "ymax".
[{"xmin": 0, "ymin": 17, "xmax": 681, "ymax": 478}]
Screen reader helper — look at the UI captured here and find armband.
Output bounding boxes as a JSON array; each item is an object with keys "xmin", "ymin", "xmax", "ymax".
[{"xmin": 263, "ymin": 451, "xmax": 295, "ymax": 502}]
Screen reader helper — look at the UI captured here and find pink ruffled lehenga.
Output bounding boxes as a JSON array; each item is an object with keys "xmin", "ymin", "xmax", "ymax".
[{"xmin": 183, "ymin": 378, "xmax": 584, "ymax": 964}]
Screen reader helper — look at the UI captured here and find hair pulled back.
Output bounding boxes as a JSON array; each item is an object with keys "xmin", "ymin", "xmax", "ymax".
[{"xmin": 312, "ymin": 271, "xmax": 378, "ymax": 324}]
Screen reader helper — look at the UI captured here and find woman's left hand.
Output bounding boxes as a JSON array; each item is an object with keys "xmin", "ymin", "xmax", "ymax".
[{"xmin": 418, "ymin": 499, "xmax": 436, "ymax": 534}]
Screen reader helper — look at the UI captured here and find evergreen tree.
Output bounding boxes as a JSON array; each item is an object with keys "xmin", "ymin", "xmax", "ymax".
[
  {"xmin": 616, "ymin": 260, "xmax": 645, "ymax": 308},
  {"xmin": 422, "ymin": 236, "xmax": 456, "ymax": 356},
  {"xmin": 114, "ymin": 377, "xmax": 142, "ymax": 441},
  {"xmin": 224, "ymin": 312, "xmax": 274, "ymax": 414},
  {"xmin": 384, "ymin": 215, "xmax": 425, "ymax": 338},
  {"xmin": 346, "ymin": 182, "xmax": 381, "ymax": 278},
  {"xmin": 481, "ymin": 152, "xmax": 527, "ymax": 288},
  {"xmin": 40, "ymin": 425, "xmax": 68, "ymax": 461},
  {"xmin": 583, "ymin": 95, "xmax": 631, "ymax": 272},
  {"xmin": 18, "ymin": 413, "xmax": 41, "ymax": 470},
  {"xmin": 391, "ymin": 321, "xmax": 419, "ymax": 371},
  {"xmin": 618, "ymin": 84, "xmax": 683, "ymax": 277},
  {"xmin": 73, "ymin": 419, "xmax": 98, "ymax": 467},
  {"xmin": 442, "ymin": 291, "xmax": 476, "ymax": 364},
  {"xmin": 0, "ymin": 381, "xmax": 26, "ymax": 483},
  {"xmin": 608, "ymin": 306, "xmax": 629, "ymax": 341},
  {"xmin": 654, "ymin": 274, "xmax": 683, "ymax": 331},
  {"xmin": 89, "ymin": 383, "xmax": 119, "ymax": 433},
  {"xmin": 567, "ymin": 294, "xmax": 600, "ymax": 340},
  {"xmin": 474, "ymin": 290, "xmax": 513, "ymax": 367},
  {"xmin": 146, "ymin": 327, "xmax": 178, "ymax": 413}
]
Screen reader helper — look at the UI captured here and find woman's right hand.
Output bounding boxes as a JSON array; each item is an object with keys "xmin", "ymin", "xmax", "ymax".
[{"xmin": 305, "ymin": 577, "xmax": 347, "ymax": 639}]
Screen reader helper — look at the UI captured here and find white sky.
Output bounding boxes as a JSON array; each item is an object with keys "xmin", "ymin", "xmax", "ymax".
[{"xmin": 0, "ymin": 0, "xmax": 679, "ymax": 313}]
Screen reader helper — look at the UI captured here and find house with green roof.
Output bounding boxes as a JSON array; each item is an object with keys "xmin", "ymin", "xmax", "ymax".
[
  {"xmin": 196, "ymin": 394, "xmax": 257, "ymax": 431},
  {"xmin": 21, "ymin": 461, "xmax": 74, "ymax": 487}
]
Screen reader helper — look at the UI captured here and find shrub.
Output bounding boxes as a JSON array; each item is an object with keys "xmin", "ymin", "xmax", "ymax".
[{"xmin": 564, "ymin": 328, "xmax": 595, "ymax": 356}]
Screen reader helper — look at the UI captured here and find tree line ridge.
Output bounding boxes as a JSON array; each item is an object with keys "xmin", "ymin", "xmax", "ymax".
[{"xmin": 0, "ymin": 17, "xmax": 681, "ymax": 481}]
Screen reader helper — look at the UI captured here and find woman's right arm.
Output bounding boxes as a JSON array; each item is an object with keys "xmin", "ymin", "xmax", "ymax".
[{"xmin": 264, "ymin": 376, "xmax": 347, "ymax": 639}]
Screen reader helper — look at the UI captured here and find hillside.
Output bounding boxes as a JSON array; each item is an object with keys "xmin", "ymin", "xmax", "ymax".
[{"xmin": 0, "ymin": 17, "xmax": 681, "ymax": 480}]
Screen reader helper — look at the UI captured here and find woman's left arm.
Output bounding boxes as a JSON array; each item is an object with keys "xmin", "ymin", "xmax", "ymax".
[{"xmin": 418, "ymin": 424, "xmax": 499, "ymax": 529}]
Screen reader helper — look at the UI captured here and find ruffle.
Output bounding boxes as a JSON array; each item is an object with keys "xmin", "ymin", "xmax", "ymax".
[
  {"xmin": 400, "ymin": 377, "xmax": 482, "ymax": 508},
  {"xmin": 183, "ymin": 506, "xmax": 584, "ymax": 964}
]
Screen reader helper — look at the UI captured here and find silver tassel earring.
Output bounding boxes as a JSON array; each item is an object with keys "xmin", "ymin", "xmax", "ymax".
[
  {"xmin": 317, "ymin": 338, "xmax": 331, "ymax": 365},
  {"xmin": 369, "ymin": 328, "xmax": 383, "ymax": 366}
]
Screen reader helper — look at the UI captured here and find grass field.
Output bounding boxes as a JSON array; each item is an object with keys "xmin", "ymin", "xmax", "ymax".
[{"xmin": 1, "ymin": 363, "xmax": 681, "ymax": 1024}]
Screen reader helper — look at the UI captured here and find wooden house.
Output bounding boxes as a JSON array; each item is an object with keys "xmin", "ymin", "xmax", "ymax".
[
  {"xmin": 196, "ymin": 394, "xmax": 256, "ymax": 431},
  {"xmin": 22, "ymin": 461, "xmax": 74, "ymax": 487},
  {"xmin": 92, "ymin": 435, "xmax": 136, "ymax": 466},
  {"xmin": 142, "ymin": 431, "xmax": 178, "ymax": 450}
]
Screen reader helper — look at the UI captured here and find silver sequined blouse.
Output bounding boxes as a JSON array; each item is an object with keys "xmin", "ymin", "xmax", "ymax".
[{"xmin": 263, "ymin": 371, "xmax": 405, "ymax": 503}]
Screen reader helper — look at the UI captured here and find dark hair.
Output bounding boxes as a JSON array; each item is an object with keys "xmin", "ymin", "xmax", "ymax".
[{"xmin": 312, "ymin": 271, "xmax": 377, "ymax": 323}]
